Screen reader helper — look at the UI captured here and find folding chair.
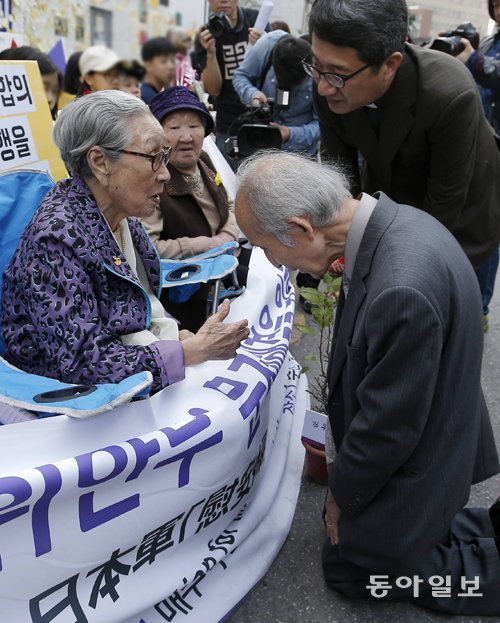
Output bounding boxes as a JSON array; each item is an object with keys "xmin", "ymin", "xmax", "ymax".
[{"xmin": 0, "ymin": 170, "xmax": 243, "ymax": 420}]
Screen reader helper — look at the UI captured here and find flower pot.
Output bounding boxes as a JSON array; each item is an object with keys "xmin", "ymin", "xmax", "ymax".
[{"xmin": 302, "ymin": 439, "xmax": 328, "ymax": 485}]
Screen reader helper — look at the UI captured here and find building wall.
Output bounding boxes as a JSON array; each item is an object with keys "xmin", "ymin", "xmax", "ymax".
[
  {"xmin": 264, "ymin": 0, "xmax": 307, "ymax": 34},
  {"xmin": 8, "ymin": 0, "xmax": 206, "ymax": 59},
  {"xmin": 411, "ymin": 1, "xmax": 492, "ymax": 39}
]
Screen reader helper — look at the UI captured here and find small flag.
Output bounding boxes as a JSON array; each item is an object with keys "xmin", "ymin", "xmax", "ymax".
[{"xmin": 47, "ymin": 38, "xmax": 66, "ymax": 73}]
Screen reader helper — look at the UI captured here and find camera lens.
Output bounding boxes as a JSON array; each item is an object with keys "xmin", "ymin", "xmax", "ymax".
[{"xmin": 429, "ymin": 36, "xmax": 465, "ymax": 56}]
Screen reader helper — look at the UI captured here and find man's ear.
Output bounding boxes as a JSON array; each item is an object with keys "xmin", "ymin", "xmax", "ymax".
[
  {"xmin": 383, "ymin": 52, "xmax": 403, "ymax": 82},
  {"xmin": 288, "ymin": 215, "xmax": 315, "ymax": 240},
  {"xmin": 87, "ymin": 146, "xmax": 109, "ymax": 184}
]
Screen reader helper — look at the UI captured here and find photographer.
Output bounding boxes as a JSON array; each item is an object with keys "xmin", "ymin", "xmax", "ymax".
[
  {"xmin": 232, "ymin": 30, "xmax": 320, "ymax": 155},
  {"xmin": 456, "ymin": 2, "xmax": 500, "ymax": 135},
  {"xmin": 453, "ymin": 1, "xmax": 500, "ymax": 327},
  {"xmin": 193, "ymin": 0, "xmax": 269, "ymax": 166}
]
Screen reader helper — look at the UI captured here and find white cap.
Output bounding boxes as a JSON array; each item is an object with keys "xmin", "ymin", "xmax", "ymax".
[{"xmin": 79, "ymin": 45, "xmax": 122, "ymax": 76}]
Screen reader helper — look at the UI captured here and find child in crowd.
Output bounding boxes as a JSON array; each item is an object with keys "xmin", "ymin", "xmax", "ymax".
[
  {"xmin": 0, "ymin": 45, "xmax": 61, "ymax": 119},
  {"xmin": 166, "ymin": 26, "xmax": 196, "ymax": 87},
  {"xmin": 78, "ymin": 45, "xmax": 123, "ymax": 94},
  {"xmin": 118, "ymin": 60, "xmax": 145, "ymax": 98},
  {"xmin": 58, "ymin": 51, "xmax": 82, "ymax": 110},
  {"xmin": 140, "ymin": 37, "xmax": 176, "ymax": 103}
]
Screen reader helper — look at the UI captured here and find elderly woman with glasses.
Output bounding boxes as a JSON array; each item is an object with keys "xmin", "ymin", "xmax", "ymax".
[{"xmin": 2, "ymin": 91, "xmax": 249, "ymax": 395}]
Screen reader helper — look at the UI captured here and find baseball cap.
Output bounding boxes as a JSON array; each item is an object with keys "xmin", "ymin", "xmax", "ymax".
[{"xmin": 79, "ymin": 45, "xmax": 122, "ymax": 76}]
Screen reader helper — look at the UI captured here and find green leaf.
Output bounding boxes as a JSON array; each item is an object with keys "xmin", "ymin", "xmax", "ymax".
[{"xmin": 295, "ymin": 324, "xmax": 314, "ymax": 336}]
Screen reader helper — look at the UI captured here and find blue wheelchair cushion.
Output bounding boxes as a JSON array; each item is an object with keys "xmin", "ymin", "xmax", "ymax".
[{"xmin": 0, "ymin": 357, "xmax": 153, "ymax": 418}]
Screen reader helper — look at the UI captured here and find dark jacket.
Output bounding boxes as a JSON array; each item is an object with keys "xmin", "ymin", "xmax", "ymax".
[
  {"xmin": 314, "ymin": 43, "xmax": 500, "ymax": 268},
  {"xmin": 158, "ymin": 152, "xmax": 231, "ymax": 332},
  {"xmin": 160, "ymin": 151, "xmax": 230, "ymax": 241},
  {"xmin": 328, "ymin": 192, "xmax": 499, "ymax": 573}
]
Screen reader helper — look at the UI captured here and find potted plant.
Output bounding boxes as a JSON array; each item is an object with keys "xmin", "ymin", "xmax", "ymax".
[{"xmin": 296, "ymin": 272, "xmax": 342, "ymax": 484}]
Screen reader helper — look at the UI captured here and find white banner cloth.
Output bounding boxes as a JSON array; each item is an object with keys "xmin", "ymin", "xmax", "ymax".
[{"xmin": 0, "ymin": 249, "xmax": 307, "ymax": 623}]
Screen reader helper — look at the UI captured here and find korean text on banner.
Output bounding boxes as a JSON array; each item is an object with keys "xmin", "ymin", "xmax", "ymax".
[{"xmin": 0, "ymin": 60, "xmax": 67, "ymax": 180}]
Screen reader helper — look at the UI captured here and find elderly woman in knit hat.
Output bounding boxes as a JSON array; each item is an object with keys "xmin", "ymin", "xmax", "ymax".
[{"xmin": 143, "ymin": 85, "xmax": 245, "ymax": 332}]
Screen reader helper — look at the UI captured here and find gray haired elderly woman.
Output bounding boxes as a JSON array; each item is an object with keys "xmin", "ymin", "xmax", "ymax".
[{"xmin": 1, "ymin": 90, "xmax": 249, "ymax": 405}]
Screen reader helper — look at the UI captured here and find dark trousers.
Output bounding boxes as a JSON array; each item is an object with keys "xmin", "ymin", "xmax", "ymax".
[
  {"xmin": 474, "ymin": 246, "xmax": 499, "ymax": 315},
  {"xmin": 322, "ymin": 507, "xmax": 500, "ymax": 615}
]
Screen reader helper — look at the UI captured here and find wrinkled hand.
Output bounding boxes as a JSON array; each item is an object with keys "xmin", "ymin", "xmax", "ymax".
[
  {"xmin": 199, "ymin": 27, "xmax": 216, "ymax": 54},
  {"xmin": 327, "ymin": 256, "xmax": 344, "ymax": 276},
  {"xmin": 325, "ymin": 489, "xmax": 341, "ymax": 546},
  {"xmin": 269, "ymin": 122, "xmax": 291, "ymax": 143},
  {"xmin": 179, "ymin": 329, "xmax": 195, "ymax": 341},
  {"xmin": 182, "ymin": 300, "xmax": 249, "ymax": 366},
  {"xmin": 190, "ymin": 234, "xmax": 234, "ymax": 255},
  {"xmin": 248, "ymin": 28, "xmax": 264, "ymax": 45}
]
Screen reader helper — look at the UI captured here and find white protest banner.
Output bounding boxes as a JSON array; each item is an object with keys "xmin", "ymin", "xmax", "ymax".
[{"xmin": 0, "ymin": 248, "xmax": 307, "ymax": 623}]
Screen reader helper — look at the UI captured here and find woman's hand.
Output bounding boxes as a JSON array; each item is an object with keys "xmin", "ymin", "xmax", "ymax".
[
  {"xmin": 190, "ymin": 234, "xmax": 234, "ymax": 255},
  {"xmin": 181, "ymin": 299, "xmax": 249, "ymax": 366}
]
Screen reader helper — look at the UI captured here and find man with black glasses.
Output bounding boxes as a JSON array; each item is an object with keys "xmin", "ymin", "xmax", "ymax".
[{"xmin": 308, "ymin": 0, "xmax": 500, "ymax": 331}]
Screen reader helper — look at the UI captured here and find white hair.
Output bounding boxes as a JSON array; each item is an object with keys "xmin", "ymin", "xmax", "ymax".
[{"xmin": 236, "ymin": 150, "xmax": 352, "ymax": 246}]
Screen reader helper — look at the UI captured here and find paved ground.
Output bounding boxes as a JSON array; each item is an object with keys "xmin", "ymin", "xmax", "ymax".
[{"xmin": 229, "ymin": 273, "xmax": 500, "ymax": 623}]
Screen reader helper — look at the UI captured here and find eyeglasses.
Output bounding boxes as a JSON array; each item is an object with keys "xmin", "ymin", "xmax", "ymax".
[
  {"xmin": 116, "ymin": 146, "xmax": 171, "ymax": 171},
  {"xmin": 301, "ymin": 57, "xmax": 371, "ymax": 88}
]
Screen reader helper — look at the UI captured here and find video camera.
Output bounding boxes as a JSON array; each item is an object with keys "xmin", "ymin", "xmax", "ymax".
[
  {"xmin": 225, "ymin": 92, "xmax": 291, "ymax": 160},
  {"xmin": 206, "ymin": 12, "xmax": 232, "ymax": 39},
  {"xmin": 429, "ymin": 21, "xmax": 479, "ymax": 56}
]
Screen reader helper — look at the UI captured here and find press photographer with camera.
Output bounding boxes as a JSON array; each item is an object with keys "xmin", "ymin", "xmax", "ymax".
[
  {"xmin": 444, "ymin": 2, "xmax": 500, "ymax": 328},
  {"xmin": 193, "ymin": 0, "xmax": 269, "ymax": 168},
  {"xmin": 453, "ymin": 2, "xmax": 500, "ymax": 136},
  {"xmin": 232, "ymin": 30, "xmax": 320, "ymax": 155},
  {"xmin": 430, "ymin": 21, "xmax": 479, "ymax": 57},
  {"xmin": 232, "ymin": 30, "xmax": 321, "ymax": 311}
]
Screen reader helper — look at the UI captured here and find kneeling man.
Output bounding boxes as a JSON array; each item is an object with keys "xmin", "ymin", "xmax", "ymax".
[{"xmin": 235, "ymin": 151, "xmax": 500, "ymax": 615}]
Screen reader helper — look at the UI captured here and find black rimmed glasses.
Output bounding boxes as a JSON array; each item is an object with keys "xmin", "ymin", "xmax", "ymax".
[
  {"xmin": 117, "ymin": 146, "xmax": 171, "ymax": 171},
  {"xmin": 301, "ymin": 57, "xmax": 371, "ymax": 88}
]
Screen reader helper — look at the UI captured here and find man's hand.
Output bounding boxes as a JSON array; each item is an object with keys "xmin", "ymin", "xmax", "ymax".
[
  {"xmin": 325, "ymin": 489, "xmax": 341, "ymax": 545},
  {"xmin": 251, "ymin": 91, "xmax": 268, "ymax": 107},
  {"xmin": 199, "ymin": 27, "xmax": 216, "ymax": 54},
  {"xmin": 270, "ymin": 122, "xmax": 291, "ymax": 143},
  {"xmin": 248, "ymin": 28, "xmax": 264, "ymax": 45},
  {"xmin": 181, "ymin": 300, "xmax": 249, "ymax": 366}
]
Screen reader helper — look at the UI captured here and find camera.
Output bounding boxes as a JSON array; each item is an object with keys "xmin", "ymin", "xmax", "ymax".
[
  {"xmin": 225, "ymin": 99, "xmax": 290, "ymax": 159},
  {"xmin": 207, "ymin": 12, "xmax": 232, "ymax": 39},
  {"xmin": 429, "ymin": 21, "xmax": 479, "ymax": 56}
]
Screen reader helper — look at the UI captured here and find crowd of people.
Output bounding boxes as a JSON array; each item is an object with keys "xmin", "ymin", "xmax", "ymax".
[{"xmin": 1, "ymin": 0, "xmax": 500, "ymax": 616}]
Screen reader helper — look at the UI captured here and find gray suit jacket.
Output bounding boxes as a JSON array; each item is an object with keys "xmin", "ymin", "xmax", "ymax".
[
  {"xmin": 314, "ymin": 43, "xmax": 500, "ymax": 268},
  {"xmin": 327, "ymin": 193, "xmax": 499, "ymax": 574}
]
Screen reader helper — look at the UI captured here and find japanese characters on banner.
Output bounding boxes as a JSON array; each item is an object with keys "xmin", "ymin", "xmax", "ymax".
[
  {"xmin": 0, "ymin": 60, "xmax": 67, "ymax": 180},
  {"xmin": 0, "ymin": 249, "xmax": 308, "ymax": 623}
]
